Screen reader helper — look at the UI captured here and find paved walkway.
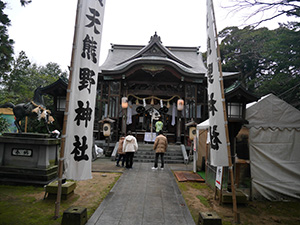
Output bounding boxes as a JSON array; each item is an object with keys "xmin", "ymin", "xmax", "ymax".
[{"xmin": 87, "ymin": 160, "xmax": 195, "ymax": 225}]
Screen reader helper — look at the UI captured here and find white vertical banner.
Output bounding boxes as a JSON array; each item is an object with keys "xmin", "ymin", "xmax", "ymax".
[
  {"xmin": 206, "ymin": 0, "xmax": 229, "ymax": 166},
  {"xmin": 64, "ymin": 0, "xmax": 106, "ymax": 180}
]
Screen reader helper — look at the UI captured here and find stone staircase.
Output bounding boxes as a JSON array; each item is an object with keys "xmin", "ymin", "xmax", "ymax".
[
  {"xmin": 111, "ymin": 142, "xmax": 188, "ymax": 164},
  {"xmin": 134, "ymin": 143, "xmax": 184, "ymax": 164}
]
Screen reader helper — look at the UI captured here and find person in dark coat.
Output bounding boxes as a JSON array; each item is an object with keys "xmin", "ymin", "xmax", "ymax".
[{"xmin": 152, "ymin": 130, "xmax": 168, "ymax": 170}]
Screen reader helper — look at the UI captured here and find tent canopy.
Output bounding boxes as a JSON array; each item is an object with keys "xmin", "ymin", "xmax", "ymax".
[
  {"xmin": 246, "ymin": 93, "xmax": 300, "ymax": 200},
  {"xmin": 246, "ymin": 93, "xmax": 300, "ymax": 128},
  {"xmin": 196, "ymin": 119, "xmax": 209, "ymax": 130}
]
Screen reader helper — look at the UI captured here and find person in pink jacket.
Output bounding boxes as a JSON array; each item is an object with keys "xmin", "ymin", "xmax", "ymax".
[
  {"xmin": 123, "ymin": 130, "xmax": 138, "ymax": 169},
  {"xmin": 152, "ymin": 130, "xmax": 168, "ymax": 170},
  {"xmin": 116, "ymin": 133, "xmax": 125, "ymax": 167}
]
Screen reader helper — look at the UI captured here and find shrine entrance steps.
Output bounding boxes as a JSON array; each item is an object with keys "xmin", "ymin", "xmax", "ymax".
[{"xmin": 111, "ymin": 143, "xmax": 188, "ymax": 164}]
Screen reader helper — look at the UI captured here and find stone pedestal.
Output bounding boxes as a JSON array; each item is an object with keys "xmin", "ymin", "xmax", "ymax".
[
  {"xmin": 198, "ymin": 212, "xmax": 222, "ymax": 225},
  {"xmin": 45, "ymin": 181, "xmax": 76, "ymax": 200},
  {"xmin": 0, "ymin": 133, "xmax": 60, "ymax": 185},
  {"xmin": 62, "ymin": 206, "xmax": 87, "ymax": 225}
]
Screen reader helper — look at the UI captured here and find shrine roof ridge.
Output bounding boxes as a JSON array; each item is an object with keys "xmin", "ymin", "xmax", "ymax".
[{"xmin": 100, "ymin": 33, "xmax": 207, "ymax": 75}]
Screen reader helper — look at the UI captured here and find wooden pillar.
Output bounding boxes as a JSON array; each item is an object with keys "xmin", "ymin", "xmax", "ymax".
[{"xmin": 121, "ymin": 108, "xmax": 127, "ymax": 135}]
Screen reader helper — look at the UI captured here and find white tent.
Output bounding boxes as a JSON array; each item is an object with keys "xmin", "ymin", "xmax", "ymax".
[
  {"xmin": 196, "ymin": 119, "xmax": 210, "ymax": 170},
  {"xmin": 246, "ymin": 93, "xmax": 300, "ymax": 200},
  {"xmin": 197, "ymin": 119, "xmax": 209, "ymax": 130}
]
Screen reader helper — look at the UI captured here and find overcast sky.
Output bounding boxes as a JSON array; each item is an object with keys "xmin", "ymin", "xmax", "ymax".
[{"xmin": 4, "ymin": 0, "xmax": 290, "ymax": 72}]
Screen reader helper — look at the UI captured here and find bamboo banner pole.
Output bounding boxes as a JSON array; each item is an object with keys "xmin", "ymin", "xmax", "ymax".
[
  {"xmin": 210, "ymin": 0, "xmax": 239, "ymax": 222},
  {"xmin": 54, "ymin": 0, "xmax": 81, "ymax": 219}
]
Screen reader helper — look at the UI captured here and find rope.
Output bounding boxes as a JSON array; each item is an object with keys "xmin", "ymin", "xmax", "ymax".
[{"xmin": 127, "ymin": 94, "xmax": 181, "ymax": 102}]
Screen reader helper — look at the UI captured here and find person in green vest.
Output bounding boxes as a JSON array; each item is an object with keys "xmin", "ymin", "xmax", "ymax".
[{"xmin": 155, "ymin": 118, "xmax": 163, "ymax": 136}]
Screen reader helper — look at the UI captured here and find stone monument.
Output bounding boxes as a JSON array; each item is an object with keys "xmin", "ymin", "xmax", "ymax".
[{"xmin": 0, "ymin": 87, "xmax": 59, "ymax": 185}]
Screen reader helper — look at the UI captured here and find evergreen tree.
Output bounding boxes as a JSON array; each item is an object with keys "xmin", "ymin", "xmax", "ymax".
[
  {"xmin": 219, "ymin": 25, "xmax": 300, "ymax": 109},
  {"xmin": 0, "ymin": 114, "xmax": 9, "ymax": 134},
  {"xmin": 0, "ymin": 1, "xmax": 14, "ymax": 79}
]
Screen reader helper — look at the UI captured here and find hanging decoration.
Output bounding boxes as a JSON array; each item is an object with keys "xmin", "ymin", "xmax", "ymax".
[
  {"xmin": 150, "ymin": 97, "xmax": 154, "ymax": 106},
  {"xmin": 127, "ymin": 94, "xmax": 183, "ymax": 110},
  {"xmin": 167, "ymin": 101, "xmax": 170, "ymax": 109},
  {"xmin": 171, "ymin": 103, "xmax": 176, "ymax": 126},
  {"xmin": 126, "ymin": 101, "xmax": 132, "ymax": 125}
]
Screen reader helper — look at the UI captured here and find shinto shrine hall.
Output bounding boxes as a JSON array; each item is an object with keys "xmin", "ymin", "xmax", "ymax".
[{"xmin": 42, "ymin": 33, "xmax": 243, "ymax": 146}]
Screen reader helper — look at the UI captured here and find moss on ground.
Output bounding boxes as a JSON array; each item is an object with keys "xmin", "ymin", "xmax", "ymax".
[
  {"xmin": 176, "ymin": 178, "xmax": 300, "ymax": 225},
  {"xmin": 196, "ymin": 195, "xmax": 210, "ymax": 207},
  {"xmin": 0, "ymin": 173, "xmax": 120, "ymax": 225}
]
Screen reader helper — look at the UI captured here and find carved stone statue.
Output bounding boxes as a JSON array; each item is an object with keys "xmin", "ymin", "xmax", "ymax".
[{"xmin": 0, "ymin": 87, "xmax": 54, "ymax": 133}]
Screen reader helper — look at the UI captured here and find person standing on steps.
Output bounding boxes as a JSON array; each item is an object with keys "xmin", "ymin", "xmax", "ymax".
[
  {"xmin": 123, "ymin": 130, "xmax": 138, "ymax": 169},
  {"xmin": 155, "ymin": 118, "xmax": 163, "ymax": 136},
  {"xmin": 152, "ymin": 130, "xmax": 168, "ymax": 170},
  {"xmin": 116, "ymin": 133, "xmax": 125, "ymax": 167}
]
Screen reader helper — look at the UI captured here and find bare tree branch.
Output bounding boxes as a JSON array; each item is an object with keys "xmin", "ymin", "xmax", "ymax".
[
  {"xmin": 222, "ymin": 0, "xmax": 300, "ymax": 27},
  {"xmin": 20, "ymin": 0, "xmax": 32, "ymax": 7}
]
